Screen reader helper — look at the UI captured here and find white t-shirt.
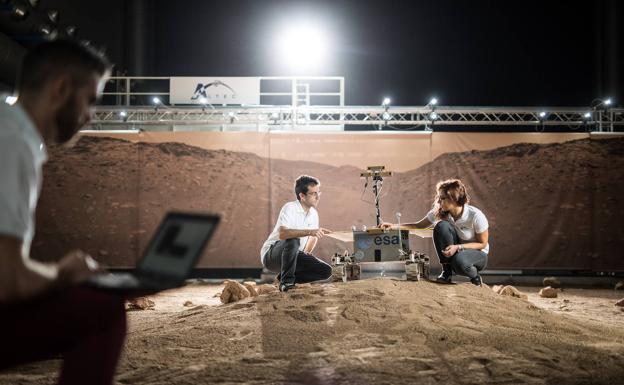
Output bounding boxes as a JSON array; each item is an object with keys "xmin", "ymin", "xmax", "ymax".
[
  {"xmin": 260, "ymin": 200, "xmax": 319, "ymax": 263},
  {"xmin": 0, "ymin": 104, "xmax": 48, "ymax": 257},
  {"xmin": 426, "ymin": 204, "xmax": 490, "ymax": 254}
]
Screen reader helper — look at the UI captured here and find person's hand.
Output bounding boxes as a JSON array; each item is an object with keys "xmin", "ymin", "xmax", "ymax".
[
  {"xmin": 309, "ymin": 228, "xmax": 332, "ymax": 239},
  {"xmin": 57, "ymin": 249, "xmax": 101, "ymax": 286},
  {"xmin": 442, "ymin": 245, "xmax": 460, "ymax": 257},
  {"xmin": 378, "ymin": 222, "xmax": 395, "ymax": 230}
]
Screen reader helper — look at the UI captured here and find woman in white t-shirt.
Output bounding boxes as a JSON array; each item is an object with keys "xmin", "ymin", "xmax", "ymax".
[{"xmin": 380, "ymin": 179, "xmax": 489, "ymax": 286}]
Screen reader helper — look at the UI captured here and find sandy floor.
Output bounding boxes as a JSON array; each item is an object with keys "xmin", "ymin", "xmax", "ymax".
[{"xmin": 1, "ymin": 279, "xmax": 623, "ymax": 385}]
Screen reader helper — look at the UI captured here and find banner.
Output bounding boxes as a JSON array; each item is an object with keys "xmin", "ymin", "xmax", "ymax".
[
  {"xmin": 169, "ymin": 77, "xmax": 260, "ymax": 105},
  {"xmin": 35, "ymin": 132, "xmax": 624, "ymax": 272}
]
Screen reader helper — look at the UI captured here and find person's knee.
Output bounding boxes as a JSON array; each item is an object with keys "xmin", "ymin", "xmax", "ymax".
[
  {"xmin": 320, "ymin": 262, "xmax": 332, "ymax": 279},
  {"xmin": 434, "ymin": 220, "xmax": 453, "ymax": 233}
]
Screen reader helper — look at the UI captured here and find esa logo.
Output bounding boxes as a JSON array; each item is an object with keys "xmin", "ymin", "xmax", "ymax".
[{"xmin": 374, "ymin": 235, "xmax": 400, "ymax": 246}]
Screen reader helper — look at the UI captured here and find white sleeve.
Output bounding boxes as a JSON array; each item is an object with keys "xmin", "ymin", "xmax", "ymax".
[
  {"xmin": 0, "ymin": 140, "xmax": 32, "ymax": 240},
  {"xmin": 276, "ymin": 204, "xmax": 296, "ymax": 229},
  {"xmin": 473, "ymin": 211, "xmax": 489, "ymax": 233}
]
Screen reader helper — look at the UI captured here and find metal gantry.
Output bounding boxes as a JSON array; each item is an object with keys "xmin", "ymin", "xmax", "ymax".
[
  {"xmin": 93, "ymin": 76, "xmax": 621, "ymax": 131},
  {"xmin": 91, "ymin": 105, "xmax": 624, "ymax": 131}
]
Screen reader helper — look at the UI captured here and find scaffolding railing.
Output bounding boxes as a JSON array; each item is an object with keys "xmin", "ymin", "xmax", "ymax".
[{"xmin": 90, "ymin": 105, "xmax": 623, "ymax": 132}]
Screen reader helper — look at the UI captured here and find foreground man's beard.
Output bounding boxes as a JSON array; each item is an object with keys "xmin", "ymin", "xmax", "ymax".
[{"xmin": 55, "ymin": 93, "xmax": 82, "ymax": 144}]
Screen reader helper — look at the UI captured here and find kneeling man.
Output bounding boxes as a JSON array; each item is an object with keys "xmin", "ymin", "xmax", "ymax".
[{"xmin": 260, "ymin": 175, "xmax": 332, "ymax": 292}]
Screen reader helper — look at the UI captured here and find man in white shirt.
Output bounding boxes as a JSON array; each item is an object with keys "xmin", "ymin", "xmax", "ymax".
[
  {"xmin": 260, "ymin": 175, "xmax": 332, "ymax": 292},
  {"xmin": 0, "ymin": 40, "xmax": 126, "ymax": 385}
]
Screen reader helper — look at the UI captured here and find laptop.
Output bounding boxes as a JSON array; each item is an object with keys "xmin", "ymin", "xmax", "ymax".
[{"xmin": 87, "ymin": 211, "xmax": 220, "ymax": 292}]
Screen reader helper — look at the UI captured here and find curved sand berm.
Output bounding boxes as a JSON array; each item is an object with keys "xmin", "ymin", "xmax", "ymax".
[{"xmin": 114, "ymin": 278, "xmax": 624, "ymax": 385}]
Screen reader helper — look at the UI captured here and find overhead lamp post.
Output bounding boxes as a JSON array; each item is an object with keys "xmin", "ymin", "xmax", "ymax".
[
  {"xmin": 380, "ymin": 97, "xmax": 391, "ymax": 130},
  {"xmin": 425, "ymin": 97, "xmax": 439, "ymax": 131}
]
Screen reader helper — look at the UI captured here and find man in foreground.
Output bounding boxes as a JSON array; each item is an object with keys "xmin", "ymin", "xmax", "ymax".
[
  {"xmin": 0, "ymin": 40, "xmax": 126, "ymax": 385},
  {"xmin": 260, "ymin": 175, "xmax": 333, "ymax": 292}
]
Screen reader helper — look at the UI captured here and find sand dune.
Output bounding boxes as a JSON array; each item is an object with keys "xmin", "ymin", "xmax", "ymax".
[{"xmin": 2, "ymin": 279, "xmax": 623, "ymax": 384}]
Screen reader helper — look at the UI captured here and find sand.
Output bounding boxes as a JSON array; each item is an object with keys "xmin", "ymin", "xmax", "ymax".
[{"xmin": 2, "ymin": 279, "xmax": 623, "ymax": 384}]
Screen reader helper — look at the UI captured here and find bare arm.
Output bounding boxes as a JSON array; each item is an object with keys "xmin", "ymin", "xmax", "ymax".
[
  {"xmin": 304, "ymin": 236, "xmax": 318, "ymax": 253},
  {"xmin": 0, "ymin": 235, "xmax": 99, "ymax": 304},
  {"xmin": 278, "ymin": 226, "xmax": 332, "ymax": 240},
  {"xmin": 379, "ymin": 215, "xmax": 433, "ymax": 230},
  {"xmin": 0, "ymin": 235, "xmax": 58, "ymax": 303}
]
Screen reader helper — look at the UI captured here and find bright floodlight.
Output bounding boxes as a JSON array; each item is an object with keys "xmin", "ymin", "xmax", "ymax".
[
  {"xmin": 276, "ymin": 22, "xmax": 329, "ymax": 72},
  {"xmin": 199, "ymin": 97, "xmax": 207, "ymax": 104},
  {"xmin": 152, "ymin": 97, "xmax": 161, "ymax": 105},
  {"xmin": 604, "ymin": 98, "xmax": 612, "ymax": 106},
  {"xmin": 5, "ymin": 96, "xmax": 17, "ymax": 105},
  {"xmin": 270, "ymin": 112, "xmax": 279, "ymax": 119},
  {"xmin": 539, "ymin": 111, "xmax": 546, "ymax": 118},
  {"xmin": 583, "ymin": 112, "xmax": 591, "ymax": 119},
  {"xmin": 429, "ymin": 97, "xmax": 438, "ymax": 106},
  {"xmin": 119, "ymin": 110, "xmax": 127, "ymax": 117},
  {"xmin": 382, "ymin": 97, "xmax": 391, "ymax": 107},
  {"xmin": 382, "ymin": 112, "xmax": 391, "ymax": 121},
  {"xmin": 429, "ymin": 111, "xmax": 438, "ymax": 120}
]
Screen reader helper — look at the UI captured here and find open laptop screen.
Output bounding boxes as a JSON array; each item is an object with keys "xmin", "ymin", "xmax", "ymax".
[{"xmin": 137, "ymin": 212, "xmax": 219, "ymax": 280}]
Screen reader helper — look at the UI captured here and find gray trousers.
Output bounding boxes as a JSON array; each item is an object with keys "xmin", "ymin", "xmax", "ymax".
[
  {"xmin": 263, "ymin": 238, "xmax": 332, "ymax": 286},
  {"xmin": 433, "ymin": 220, "xmax": 487, "ymax": 279}
]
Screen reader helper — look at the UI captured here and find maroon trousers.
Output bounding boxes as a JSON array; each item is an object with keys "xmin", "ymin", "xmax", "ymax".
[{"xmin": 0, "ymin": 287, "xmax": 127, "ymax": 385}]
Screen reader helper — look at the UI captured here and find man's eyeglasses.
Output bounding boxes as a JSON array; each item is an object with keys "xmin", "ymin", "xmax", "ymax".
[{"xmin": 306, "ymin": 191, "xmax": 322, "ymax": 198}]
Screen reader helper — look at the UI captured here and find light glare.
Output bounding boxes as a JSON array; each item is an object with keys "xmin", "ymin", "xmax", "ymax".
[{"xmin": 277, "ymin": 22, "xmax": 329, "ymax": 72}]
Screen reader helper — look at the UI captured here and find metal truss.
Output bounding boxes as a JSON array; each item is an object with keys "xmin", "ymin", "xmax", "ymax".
[{"xmin": 92, "ymin": 106, "xmax": 624, "ymax": 131}]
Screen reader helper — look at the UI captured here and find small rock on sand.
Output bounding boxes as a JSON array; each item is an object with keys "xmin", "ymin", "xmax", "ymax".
[
  {"xmin": 127, "ymin": 297, "xmax": 155, "ymax": 310},
  {"xmin": 183, "ymin": 300, "xmax": 194, "ymax": 307},
  {"xmin": 543, "ymin": 277, "xmax": 562, "ymax": 288},
  {"xmin": 615, "ymin": 281, "xmax": 624, "ymax": 291},
  {"xmin": 539, "ymin": 286, "xmax": 559, "ymax": 298},
  {"xmin": 498, "ymin": 285, "xmax": 528, "ymax": 300},
  {"xmin": 243, "ymin": 281, "xmax": 258, "ymax": 296},
  {"xmin": 256, "ymin": 284, "xmax": 278, "ymax": 295},
  {"xmin": 220, "ymin": 280, "xmax": 250, "ymax": 304}
]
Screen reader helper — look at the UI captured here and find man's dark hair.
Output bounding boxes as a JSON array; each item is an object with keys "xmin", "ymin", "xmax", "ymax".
[
  {"xmin": 18, "ymin": 39, "xmax": 111, "ymax": 94},
  {"xmin": 294, "ymin": 175, "xmax": 320, "ymax": 201}
]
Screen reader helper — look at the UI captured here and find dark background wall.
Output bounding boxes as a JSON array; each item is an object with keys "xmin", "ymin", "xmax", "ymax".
[{"xmin": 0, "ymin": 0, "xmax": 620, "ymax": 106}]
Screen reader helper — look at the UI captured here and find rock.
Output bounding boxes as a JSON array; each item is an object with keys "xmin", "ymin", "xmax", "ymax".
[
  {"xmin": 491, "ymin": 285, "xmax": 503, "ymax": 294},
  {"xmin": 183, "ymin": 300, "xmax": 194, "ymax": 307},
  {"xmin": 615, "ymin": 281, "xmax": 624, "ymax": 291},
  {"xmin": 256, "ymin": 284, "xmax": 278, "ymax": 295},
  {"xmin": 543, "ymin": 277, "xmax": 562, "ymax": 288},
  {"xmin": 220, "ymin": 280, "xmax": 250, "ymax": 304},
  {"xmin": 615, "ymin": 298, "xmax": 624, "ymax": 307},
  {"xmin": 539, "ymin": 286, "xmax": 559, "ymax": 298},
  {"xmin": 243, "ymin": 281, "xmax": 258, "ymax": 297},
  {"xmin": 127, "ymin": 297, "xmax": 155, "ymax": 310},
  {"xmin": 499, "ymin": 285, "xmax": 528, "ymax": 300}
]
